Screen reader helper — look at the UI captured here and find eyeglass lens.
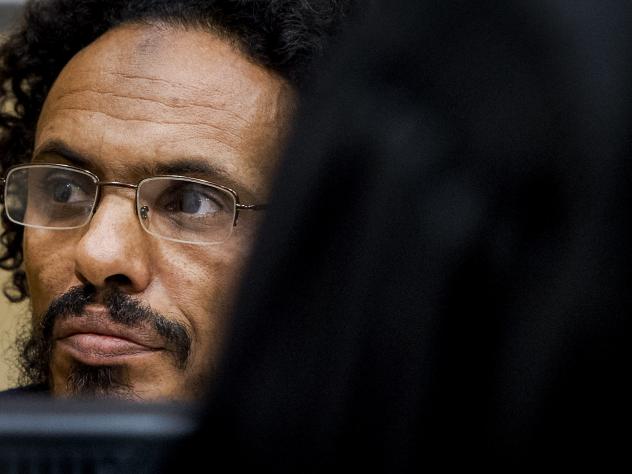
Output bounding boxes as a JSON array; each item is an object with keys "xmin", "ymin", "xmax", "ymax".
[
  {"xmin": 4, "ymin": 165, "xmax": 238, "ymax": 244},
  {"xmin": 5, "ymin": 165, "xmax": 98, "ymax": 229},
  {"xmin": 137, "ymin": 177, "xmax": 236, "ymax": 244}
]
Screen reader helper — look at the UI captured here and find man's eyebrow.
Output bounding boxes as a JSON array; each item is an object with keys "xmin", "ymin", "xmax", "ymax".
[
  {"xmin": 33, "ymin": 140, "xmax": 94, "ymax": 169},
  {"xmin": 151, "ymin": 159, "xmax": 232, "ymax": 181},
  {"xmin": 34, "ymin": 140, "xmax": 246, "ymax": 194},
  {"xmin": 149, "ymin": 158, "xmax": 255, "ymax": 200},
  {"xmin": 150, "ymin": 159, "xmax": 247, "ymax": 193}
]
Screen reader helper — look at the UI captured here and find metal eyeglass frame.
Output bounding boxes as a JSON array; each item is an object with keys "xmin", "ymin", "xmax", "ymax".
[{"xmin": 0, "ymin": 163, "xmax": 268, "ymax": 245}]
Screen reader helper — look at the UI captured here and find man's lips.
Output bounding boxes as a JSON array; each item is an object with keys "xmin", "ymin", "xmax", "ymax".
[{"xmin": 53, "ymin": 307, "xmax": 164, "ymax": 364}]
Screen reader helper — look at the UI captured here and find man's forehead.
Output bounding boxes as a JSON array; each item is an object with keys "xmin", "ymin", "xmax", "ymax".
[
  {"xmin": 34, "ymin": 23, "xmax": 295, "ymax": 199},
  {"xmin": 44, "ymin": 24, "xmax": 287, "ymax": 124}
]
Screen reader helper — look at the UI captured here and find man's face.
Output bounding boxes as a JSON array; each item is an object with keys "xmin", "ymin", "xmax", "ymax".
[{"xmin": 21, "ymin": 24, "xmax": 293, "ymax": 400}]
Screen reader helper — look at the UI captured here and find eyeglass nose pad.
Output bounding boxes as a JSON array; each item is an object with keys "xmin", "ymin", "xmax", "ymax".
[{"xmin": 140, "ymin": 206, "xmax": 150, "ymax": 220}]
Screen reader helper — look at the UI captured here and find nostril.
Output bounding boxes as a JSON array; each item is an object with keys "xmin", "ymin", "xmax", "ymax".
[{"xmin": 104, "ymin": 274, "xmax": 133, "ymax": 287}]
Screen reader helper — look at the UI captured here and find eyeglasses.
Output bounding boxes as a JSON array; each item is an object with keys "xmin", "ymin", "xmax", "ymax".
[{"xmin": 0, "ymin": 163, "xmax": 267, "ymax": 245}]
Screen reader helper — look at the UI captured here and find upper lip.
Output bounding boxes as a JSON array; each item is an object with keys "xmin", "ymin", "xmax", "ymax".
[{"xmin": 53, "ymin": 306, "xmax": 164, "ymax": 350}]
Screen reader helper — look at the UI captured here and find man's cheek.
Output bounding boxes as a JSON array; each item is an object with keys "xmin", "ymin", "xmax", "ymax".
[{"xmin": 23, "ymin": 231, "xmax": 77, "ymax": 315}]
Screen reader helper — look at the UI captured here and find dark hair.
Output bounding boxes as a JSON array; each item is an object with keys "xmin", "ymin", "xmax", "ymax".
[{"xmin": 0, "ymin": 0, "xmax": 354, "ymax": 302}]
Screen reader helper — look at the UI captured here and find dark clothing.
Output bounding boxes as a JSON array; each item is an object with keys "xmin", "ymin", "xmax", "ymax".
[{"xmin": 0, "ymin": 384, "xmax": 48, "ymax": 398}]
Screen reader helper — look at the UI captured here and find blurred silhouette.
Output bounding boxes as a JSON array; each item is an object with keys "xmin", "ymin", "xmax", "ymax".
[{"xmin": 168, "ymin": 0, "xmax": 631, "ymax": 471}]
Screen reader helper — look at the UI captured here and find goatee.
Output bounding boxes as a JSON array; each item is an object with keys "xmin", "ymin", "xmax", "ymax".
[{"xmin": 17, "ymin": 285, "xmax": 192, "ymax": 398}]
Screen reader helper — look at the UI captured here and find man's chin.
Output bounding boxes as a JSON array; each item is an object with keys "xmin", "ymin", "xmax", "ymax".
[
  {"xmin": 57, "ymin": 362, "xmax": 135, "ymax": 400},
  {"xmin": 49, "ymin": 348, "xmax": 207, "ymax": 401}
]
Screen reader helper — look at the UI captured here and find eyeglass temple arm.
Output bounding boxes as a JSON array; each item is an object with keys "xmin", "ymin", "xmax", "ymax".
[{"xmin": 236, "ymin": 203, "xmax": 267, "ymax": 211}]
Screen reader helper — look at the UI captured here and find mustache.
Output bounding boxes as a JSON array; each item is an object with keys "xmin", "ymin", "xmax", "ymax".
[{"xmin": 40, "ymin": 285, "xmax": 191, "ymax": 369}]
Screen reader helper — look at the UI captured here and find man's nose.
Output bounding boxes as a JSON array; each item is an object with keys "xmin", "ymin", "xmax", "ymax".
[{"xmin": 73, "ymin": 191, "xmax": 152, "ymax": 292}]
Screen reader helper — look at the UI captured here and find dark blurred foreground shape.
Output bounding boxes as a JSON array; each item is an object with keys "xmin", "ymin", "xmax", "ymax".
[
  {"xmin": 163, "ymin": 0, "xmax": 632, "ymax": 471},
  {"xmin": 0, "ymin": 399, "xmax": 195, "ymax": 474}
]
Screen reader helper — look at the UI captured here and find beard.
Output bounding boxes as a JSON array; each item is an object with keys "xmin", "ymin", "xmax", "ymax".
[{"xmin": 17, "ymin": 285, "xmax": 192, "ymax": 399}]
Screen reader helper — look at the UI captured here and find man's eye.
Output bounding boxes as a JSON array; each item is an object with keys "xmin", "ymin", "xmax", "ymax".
[
  {"xmin": 52, "ymin": 181, "xmax": 73, "ymax": 203},
  {"xmin": 162, "ymin": 187, "xmax": 224, "ymax": 216},
  {"xmin": 178, "ymin": 190, "xmax": 205, "ymax": 214},
  {"xmin": 44, "ymin": 178, "xmax": 91, "ymax": 204}
]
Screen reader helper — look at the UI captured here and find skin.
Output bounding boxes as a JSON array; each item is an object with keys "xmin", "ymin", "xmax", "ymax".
[{"xmin": 23, "ymin": 23, "xmax": 294, "ymax": 400}]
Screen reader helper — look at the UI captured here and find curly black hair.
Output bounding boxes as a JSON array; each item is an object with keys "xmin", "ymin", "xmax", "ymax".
[{"xmin": 0, "ymin": 0, "xmax": 355, "ymax": 302}]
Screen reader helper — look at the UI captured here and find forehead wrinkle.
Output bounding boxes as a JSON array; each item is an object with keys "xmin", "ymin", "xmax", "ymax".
[
  {"xmin": 46, "ymin": 66, "xmax": 282, "ymax": 143},
  {"xmin": 58, "ymin": 88, "xmax": 249, "ymax": 127},
  {"xmin": 52, "ymin": 106, "xmax": 245, "ymax": 147},
  {"xmin": 56, "ymin": 71, "xmax": 207, "ymax": 103},
  {"xmin": 46, "ymin": 91, "xmax": 249, "ymax": 156},
  {"xmin": 107, "ymin": 71, "xmax": 207, "ymax": 96}
]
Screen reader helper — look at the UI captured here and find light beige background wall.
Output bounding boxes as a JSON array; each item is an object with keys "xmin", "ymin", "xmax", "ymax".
[{"xmin": 0, "ymin": 270, "xmax": 28, "ymax": 390}]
